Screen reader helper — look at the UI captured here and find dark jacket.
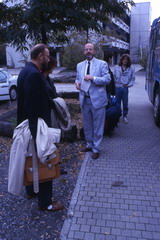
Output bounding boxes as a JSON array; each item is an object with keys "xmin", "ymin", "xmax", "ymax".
[{"xmin": 17, "ymin": 62, "xmax": 52, "ymax": 139}]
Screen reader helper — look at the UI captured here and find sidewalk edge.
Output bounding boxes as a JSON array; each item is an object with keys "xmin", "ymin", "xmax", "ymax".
[{"xmin": 60, "ymin": 152, "xmax": 90, "ymax": 240}]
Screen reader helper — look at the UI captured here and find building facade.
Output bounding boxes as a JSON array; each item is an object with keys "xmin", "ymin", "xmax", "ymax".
[
  {"xmin": 102, "ymin": 13, "xmax": 130, "ymax": 64},
  {"xmin": 130, "ymin": 2, "xmax": 151, "ymax": 63}
]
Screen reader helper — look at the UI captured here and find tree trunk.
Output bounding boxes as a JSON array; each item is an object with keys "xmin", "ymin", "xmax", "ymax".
[{"xmin": 41, "ymin": 26, "xmax": 47, "ymax": 44}]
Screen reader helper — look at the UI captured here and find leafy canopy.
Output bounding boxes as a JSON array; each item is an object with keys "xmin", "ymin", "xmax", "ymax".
[{"xmin": 0, "ymin": 0, "xmax": 134, "ymax": 50}]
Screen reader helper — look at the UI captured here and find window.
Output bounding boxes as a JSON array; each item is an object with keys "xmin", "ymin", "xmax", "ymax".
[{"xmin": 0, "ymin": 71, "xmax": 7, "ymax": 83}]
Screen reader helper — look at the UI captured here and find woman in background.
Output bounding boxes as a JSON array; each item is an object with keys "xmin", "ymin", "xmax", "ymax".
[
  {"xmin": 42, "ymin": 56, "xmax": 58, "ymax": 99},
  {"xmin": 114, "ymin": 54, "xmax": 135, "ymax": 124},
  {"xmin": 42, "ymin": 57, "xmax": 68, "ymax": 175}
]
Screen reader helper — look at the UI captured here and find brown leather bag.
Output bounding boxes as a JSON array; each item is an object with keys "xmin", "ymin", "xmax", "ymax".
[{"xmin": 24, "ymin": 151, "xmax": 60, "ymax": 186}]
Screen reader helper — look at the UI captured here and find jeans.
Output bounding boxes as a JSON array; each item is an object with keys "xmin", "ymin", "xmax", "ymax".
[{"xmin": 115, "ymin": 87, "xmax": 128, "ymax": 117}]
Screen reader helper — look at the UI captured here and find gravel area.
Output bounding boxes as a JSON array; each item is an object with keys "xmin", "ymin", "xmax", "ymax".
[{"xmin": 0, "ymin": 99, "xmax": 85, "ymax": 240}]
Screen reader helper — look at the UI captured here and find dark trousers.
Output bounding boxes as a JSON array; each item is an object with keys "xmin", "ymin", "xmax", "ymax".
[{"xmin": 26, "ymin": 180, "xmax": 52, "ymax": 208}]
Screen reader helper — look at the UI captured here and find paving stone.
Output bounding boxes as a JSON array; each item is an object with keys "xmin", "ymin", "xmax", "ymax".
[
  {"xmin": 79, "ymin": 206, "xmax": 89, "ymax": 212},
  {"xmin": 96, "ymin": 219, "xmax": 106, "ymax": 227},
  {"xmin": 131, "ymin": 230, "xmax": 142, "ymax": 238},
  {"xmin": 95, "ymin": 234, "xmax": 108, "ymax": 240},
  {"xmin": 90, "ymin": 225, "xmax": 101, "ymax": 234},
  {"xmin": 74, "ymin": 231, "xmax": 85, "ymax": 239},
  {"xmin": 85, "ymin": 201, "xmax": 94, "ymax": 207},
  {"xmin": 121, "ymin": 229, "xmax": 132, "ymax": 237},
  {"xmin": 152, "ymin": 232, "xmax": 160, "ymax": 239},
  {"xmin": 88, "ymin": 206, "xmax": 98, "ymax": 213},
  {"xmin": 146, "ymin": 224, "xmax": 156, "ymax": 231},
  {"xmin": 68, "ymin": 231, "xmax": 74, "ymax": 239},
  {"xmin": 74, "ymin": 211, "xmax": 83, "ymax": 218},
  {"xmin": 116, "ymin": 221, "xmax": 126, "ymax": 229},
  {"xmin": 111, "ymin": 228, "xmax": 122, "ymax": 235},
  {"xmin": 135, "ymin": 223, "xmax": 146, "ymax": 231},
  {"xmin": 116, "ymin": 237, "xmax": 127, "ymax": 240},
  {"xmin": 80, "ymin": 224, "xmax": 90, "ymax": 232},
  {"xmin": 142, "ymin": 231, "xmax": 153, "ymax": 239},
  {"xmin": 77, "ymin": 217, "xmax": 87, "ymax": 225},
  {"xmin": 126, "ymin": 222, "xmax": 136, "ymax": 230},
  {"xmin": 84, "ymin": 232, "xmax": 95, "ymax": 240},
  {"xmin": 70, "ymin": 223, "xmax": 80, "ymax": 231},
  {"xmin": 87, "ymin": 218, "xmax": 96, "ymax": 226}
]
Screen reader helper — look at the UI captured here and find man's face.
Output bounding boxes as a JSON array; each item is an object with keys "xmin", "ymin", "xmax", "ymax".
[{"xmin": 84, "ymin": 43, "xmax": 95, "ymax": 61}]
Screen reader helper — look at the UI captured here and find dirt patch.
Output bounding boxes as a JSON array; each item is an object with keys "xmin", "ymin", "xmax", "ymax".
[
  {"xmin": 0, "ymin": 100, "xmax": 17, "ymax": 116},
  {"xmin": 0, "ymin": 99, "xmax": 85, "ymax": 240}
]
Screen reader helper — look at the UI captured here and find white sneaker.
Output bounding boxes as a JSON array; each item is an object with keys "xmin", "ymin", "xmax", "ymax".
[{"xmin": 123, "ymin": 117, "xmax": 128, "ymax": 124}]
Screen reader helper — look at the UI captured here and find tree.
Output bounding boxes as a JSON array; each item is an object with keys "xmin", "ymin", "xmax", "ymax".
[{"xmin": 1, "ymin": 0, "xmax": 134, "ymax": 50}]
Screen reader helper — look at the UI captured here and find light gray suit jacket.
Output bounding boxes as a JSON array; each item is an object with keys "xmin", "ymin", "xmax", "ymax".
[{"xmin": 75, "ymin": 57, "xmax": 111, "ymax": 109}]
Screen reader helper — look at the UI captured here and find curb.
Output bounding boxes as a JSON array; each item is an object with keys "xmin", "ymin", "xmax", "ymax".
[{"xmin": 60, "ymin": 152, "xmax": 90, "ymax": 240}]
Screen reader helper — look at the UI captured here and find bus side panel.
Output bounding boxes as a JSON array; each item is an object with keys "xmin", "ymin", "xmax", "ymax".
[{"xmin": 154, "ymin": 46, "xmax": 160, "ymax": 86}]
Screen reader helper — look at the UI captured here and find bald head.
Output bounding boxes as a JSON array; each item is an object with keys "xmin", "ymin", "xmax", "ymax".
[
  {"xmin": 30, "ymin": 43, "xmax": 48, "ymax": 60},
  {"xmin": 30, "ymin": 43, "xmax": 50, "ymax": 70}
]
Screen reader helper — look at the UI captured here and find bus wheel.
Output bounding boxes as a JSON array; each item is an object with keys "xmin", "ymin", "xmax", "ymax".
[{"xmin": 154, "ymin": 89, "xmax": 160, "ymax": 126}]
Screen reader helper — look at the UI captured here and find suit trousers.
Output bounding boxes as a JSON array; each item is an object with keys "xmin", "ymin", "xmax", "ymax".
[
  {"xmin": 82, "ymin": 97, "xmax": 106, "ymax": 153},
  {"xmin": 26, "ymin": 180, "xmax": 52, "ymax": 208}
]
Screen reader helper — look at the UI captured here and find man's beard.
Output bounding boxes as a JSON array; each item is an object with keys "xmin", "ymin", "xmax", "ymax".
[
  {"xmin": 41, "ymin": 62, "xmax": 48, "ymax": 72},
  {"xmin": 86, "ymin": 55, "xmax": 94, "ymax": 61}
]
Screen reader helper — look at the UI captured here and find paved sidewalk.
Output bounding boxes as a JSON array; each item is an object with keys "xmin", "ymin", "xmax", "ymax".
[{"xmin": 60, "ymin": 70, "xmax": 160, "ymax": 240}]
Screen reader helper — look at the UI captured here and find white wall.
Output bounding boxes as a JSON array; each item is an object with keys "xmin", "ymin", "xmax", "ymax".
[{"xmin": 6, "ymin": 46, "xmax": 29, "ymax": 68}]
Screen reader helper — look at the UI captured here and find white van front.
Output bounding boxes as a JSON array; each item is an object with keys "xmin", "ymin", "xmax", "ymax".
[
  {"xmin": 0, "ymin": 69, "xmax": 17, "ymax": 101},
  {"xmin": 0, "ymin": 69, "xmax": 10, "ymax": 101}
]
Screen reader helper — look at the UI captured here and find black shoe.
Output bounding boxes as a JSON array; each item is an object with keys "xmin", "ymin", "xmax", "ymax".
[
  {"xmin": 80, "ymin": 147, "xmax": 92, "ymax": 152},
  {"xmin": 92, "ymin": 152, "xmax": 100, "ymax": 159}
]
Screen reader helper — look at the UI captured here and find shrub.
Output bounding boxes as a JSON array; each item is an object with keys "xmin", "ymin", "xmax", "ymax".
[
  {"xmin": 62, "ymin": 44, "xmax": 85, "ymax": 70},
  {"xmin": 140, "ymin": 48, "xmax": 147, "ymax": 69}
]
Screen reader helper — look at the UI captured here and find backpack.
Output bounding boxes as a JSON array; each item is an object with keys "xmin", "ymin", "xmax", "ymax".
[{"xmin": 104, "ymin": 96, "xmax": 121, "ymax": 137}]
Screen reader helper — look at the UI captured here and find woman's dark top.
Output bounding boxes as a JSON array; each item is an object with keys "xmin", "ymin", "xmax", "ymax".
[
  {"xmin": 106, "ymin": 67, "xmax": 115, "ymax": 97},
  {"xmin": 45, "ymin": 76, "xmax": 58, "ymax": 99}
]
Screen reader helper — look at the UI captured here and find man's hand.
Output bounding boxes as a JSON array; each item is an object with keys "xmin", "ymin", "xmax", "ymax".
[
  {"xmin": 84, "ymin": 75, "xmax": 94, "ymax": 81},
  {"xmin": 75, "ymin": 82, "xmax": 81, "ymax": 90}
]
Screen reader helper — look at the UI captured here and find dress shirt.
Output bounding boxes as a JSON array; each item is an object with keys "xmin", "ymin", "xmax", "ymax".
[{"xmin": 81, "ymin": 58, "xmax": 94, "ymax": 93}]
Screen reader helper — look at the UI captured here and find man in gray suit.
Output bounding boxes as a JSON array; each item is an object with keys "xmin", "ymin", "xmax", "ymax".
[{"xmin": 75, "ymin": 43, "xmax": 111, "ymax": 159}]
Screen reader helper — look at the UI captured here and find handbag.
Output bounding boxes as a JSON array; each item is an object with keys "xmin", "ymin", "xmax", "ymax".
[{"xmin": 24, "ymin": 151, "xmax": 60, "ymax": 186}]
